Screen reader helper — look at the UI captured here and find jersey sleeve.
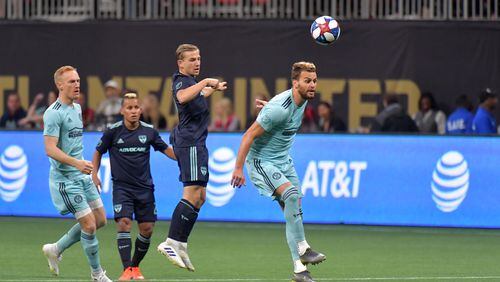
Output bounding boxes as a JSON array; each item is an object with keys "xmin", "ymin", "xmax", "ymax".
[
  {"xmin": 96, "ymin": 129, "xmax": 113, "ymax": 154},
  {"xmin": 151, "ymin": 130, "xmax": 169, "ymax": 152},
  {"xmin": 174, "ymin": 76, "xmax": 196, "ymax": 92},
  {"xmin": 256, "ymin": 103, "xmax": 288, "ymax": 132},
  {"xmin": 43, "ymin": 109, "xmax": 61, "ymax": 138}
]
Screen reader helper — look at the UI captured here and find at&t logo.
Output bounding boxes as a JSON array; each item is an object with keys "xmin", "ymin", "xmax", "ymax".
[
  {"xmin": 431, "ymin": 151, "xmax": 469, "ymax": 212},
  {"xmin": 0, "ymin": 145, "xmax": 28, "ymax": 202},
  {"xmin": 206, "ymin": 147, "xmax": 236, "ymax": 207}
]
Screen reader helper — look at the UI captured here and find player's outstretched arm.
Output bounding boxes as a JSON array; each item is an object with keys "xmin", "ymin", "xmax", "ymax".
[
  {"xmin": 91, "ymin": 150, "xmax": 103, "ymax": 192},
  {"xmin": 176, "ymin": 78, "xmax": 226, "ymax": 104},
  {"xmin": 44, "ymin": 135, "xmax": 93, "ymax": 174},
  {"xmin": 231, "ymin": 122, "xmax": 266, "ymax": 188},
  {"xmin": 163, "ymin": 147, "xmax": 177, "ymax": 161},
  {"xmin": 201, "ymin": 81, "xmax": 227, "ymax": 98}
]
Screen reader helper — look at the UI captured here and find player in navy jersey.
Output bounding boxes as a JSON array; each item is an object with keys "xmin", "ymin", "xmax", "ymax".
[
  {"xmin": 157, "ymin": 43, "xmax": 227, "ymax": 272},
  {"xmin": 92, "ymin": 93, "xmax": 176, "ymax": 280}
]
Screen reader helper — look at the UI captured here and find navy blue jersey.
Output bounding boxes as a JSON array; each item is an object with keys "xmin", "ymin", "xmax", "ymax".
[
  {"xmin": 446, "ymin": 107, "xmax": 473, "ymax": 134},
  {"xmin": 96, "ymin": 121, "xmax": 169, "ymax": 190},
  {"xmin": 170, "ymin": 71, "xmax": 209, "ymax": 147}
]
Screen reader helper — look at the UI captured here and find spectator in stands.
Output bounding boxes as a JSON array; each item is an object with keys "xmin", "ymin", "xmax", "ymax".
[
  {"xmin": 0, "ymin": 92, "xmax": 27, "ymax": 129},
  {"xmin": 299, "ymin": 105, "xmax": 318, "ymax": 133},
  {"xmin": 141, "ymin": 93, "xmax": 167, "ymax": 130},
  {"xmin": 371, "ymin": 94, "xmax": 418, "ymax": 133},
  {"xmin": 446, "ymin": 95, "xmax": 474, "ymax": 134},
  {"xmin": 413, "ymin": 92, "xmax": 446, "ymax": 134},
  {"xmin": 18, "ymin": 91, "xmax": 56, "ymax": 129},
  {"xmin": 96, "ymin": 79, "xmax": 122, "ymax": 128},
  {"xmin": 245, "ymin": 93, "xmax": 268, "ymax": 129},
  {"xmin": 208, "ymin": 97, "xmax": 240, "ymax": 132},
  {"xmin": 316, "ymin": 101, "xmax": 346, "ymax": 133},
  {"xmin": 77, "ymin": 91, "xmax": 95, "ymax": 130},
  {"xmin": 473, "ymin": 88, "xmax": 497, "ymax": 134}
]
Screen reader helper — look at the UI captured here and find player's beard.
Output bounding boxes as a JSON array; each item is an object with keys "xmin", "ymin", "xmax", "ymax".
[{"xmin": 299, "ymin": 88, "xmax": 316, "ymax": 100}]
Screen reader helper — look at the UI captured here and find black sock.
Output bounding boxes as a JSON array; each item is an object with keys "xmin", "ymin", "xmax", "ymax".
[
  {"xmin": 131, "ymin": 233, "xmax": 151, "ymax": 267},
  {"xmin": 168, "ymin": 199, "xmax": 199, "ymax": 242},
  {"xmin": 117, "ymin": 231, "xmax": 132, "ymax": 269}
]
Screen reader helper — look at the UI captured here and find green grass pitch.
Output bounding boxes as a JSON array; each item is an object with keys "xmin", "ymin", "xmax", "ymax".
[{"xmin": 1, "ymin": 216, "xmax": 500, "ymax": 281}]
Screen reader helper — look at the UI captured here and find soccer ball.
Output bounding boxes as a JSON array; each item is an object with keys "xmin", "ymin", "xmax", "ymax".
[{"xmin": 310, "ymin": 16, "xmax": 341, "ymax": 45}]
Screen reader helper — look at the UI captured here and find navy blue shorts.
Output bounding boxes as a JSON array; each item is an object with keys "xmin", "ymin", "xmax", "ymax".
[
  {"xmin": 112, "ymin": 186, "xmax": 157, "ymax": 223},
  {"xmin": 173, "ymin": 145, "xmax": 209, "ymax": 186}
]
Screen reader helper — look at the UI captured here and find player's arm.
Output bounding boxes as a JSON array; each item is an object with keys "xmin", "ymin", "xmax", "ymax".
[
  {"xmin": 151, "ymin": 130, "xmax": 176, "ymax": 160},
  {"xmin": 91, "ymin": 130, "xmax": 113, "ymax": 191},
  {"xmin": 176, "ymin": 78, "xmax": 227, "ymax": 104},
  {"xmin": 231, "ymin": 122, "xmax": 266, "ymax": 188},
  {"xmin": 163, "ymin": 147, "xmax": 176, "ymax": 160},
  {"xmin": 44, "ymin": 136, "xmax": 93, "ymax": 174}
]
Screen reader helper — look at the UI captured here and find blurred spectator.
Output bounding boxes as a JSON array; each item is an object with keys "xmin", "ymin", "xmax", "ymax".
[
  {"xmin": 245, "ymin": 94, "xmax": 268, "ymax": 129},
  {"xmin": 446, "ymin": 95, "xmax": 474, "ymax": 134},
  {"xmin": 140, "ymin": 93, "xmax": 167, "ymax": 130},
  {"xmin": 18, "ymin": 91, "xmax": 57, "ymax": 129},
  {"xmin": 0, "ymin": 92, "xmax": 27, "ymax": 129},
  {"xmin": 472, "ymin": 88, "xmax": 497, "ymax": 134},
  {"xmin": 413, "ymin": 92, "xmax": 446, "ymax": 134},
  {"xmin": 316, "ymin": 101, "xmax": 346, "ymax": 133},
  {"xmin": 299, "ymin": 105, "xmax": 318, "ymax": 133},
  {"xmin": 208, "ymin": 97, "xmax": 240, "ymax": 132},
  {"xmin": 371, "ymin": 94, "xmax": 418, "ymax": 133},
  {"xmin": 77, "ymin": 91, "xmax": 95, "ymax": 130},
  {"xmin": 95, "ymin": 79, "xmax": 122, "ymax": 128}
]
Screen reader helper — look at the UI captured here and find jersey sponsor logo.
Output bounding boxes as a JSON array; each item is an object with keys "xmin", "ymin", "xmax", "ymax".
[
  {"xmin": 114, "ymin": 204, "xmax": 122, "ymax": 213},
  {"xmin": 431, "ymin": 151, "xmax": 469, "ymax": 212},
  {"xmin": 119, "ymin": 147, "xmax": 147, "ymax": 153},
  {"xmin": 0, "ymin": 145, "xmax": 28, "ymax": 202},
  {"xmin": 272, "ymin": 172, "xmax": 282, "ymax": 180},
  {"xmin": 206, "ymin": 147, "xmax": 237, "ymax": 207},
  {"xmin": 74, "ymin": 195, "xmax": 83, "ymax": 203},
  {"xmin": 68, "ymin": 127, "xmax": 83, "ymax": 138},
  {"xmin": 117, "ymin": 138, "xmax": 124, "ymax": 144},
  {"xmin": 139, "ymin": 135, "xmax": 147, "ymax": 144},
  {"xmin": 282, "ymin": 130, "xmax": 297, "ymax": 136}
]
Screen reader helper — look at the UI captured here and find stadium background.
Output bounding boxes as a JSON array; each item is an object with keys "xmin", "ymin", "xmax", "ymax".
[{"xmin": 1, "ymin": 1, "xmax": 500, "ymax": 281}]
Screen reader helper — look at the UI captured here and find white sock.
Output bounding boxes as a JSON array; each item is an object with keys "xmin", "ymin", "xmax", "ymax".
[
  {"xmin": 293, "ymin": 260, "xmax": 307, "ymax": 273},
  {"xmin": 298, "ymin": 240, "xmax": 310, "ymax": 256}
]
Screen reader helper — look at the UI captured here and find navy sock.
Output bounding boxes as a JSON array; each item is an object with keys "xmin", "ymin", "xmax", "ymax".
[
  {"xmin": 117, "ymin": 232, "xmax": 132, "ymax": 269},
  {"xmin": 168, "ymin": 199, "xmax": 199, "ymax": 242},
  {"xmin": 132, "ymin": 233, "xmax": 151, "ymax": 267}
]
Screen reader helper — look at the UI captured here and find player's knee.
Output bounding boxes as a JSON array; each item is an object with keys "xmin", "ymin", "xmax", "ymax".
[
  {"xmin": 81, "ymin": 222, "xmax": 97, "ymax": 234},
  {"xmin": 96, "ymin": 217, "xmax": 107, "ymax": 229},
  {"xmin": 116, "ymin": 217, "xmax": 132, "ymax": 232},
  {"xmin": 139, "ymin": 224, "xmax": 154, "ymax": 237},
  {"xmin": 282, "ymin": 187, "xmax": 300, "ymax": 205}
]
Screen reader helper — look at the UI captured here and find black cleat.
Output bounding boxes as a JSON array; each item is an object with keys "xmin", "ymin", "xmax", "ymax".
[
  {"xmin": 292, "ymin": 270, "xmax": 315, "ymax": 282},
  {"xmin": 300, "ymin": 248, "xmax": 326, "ymax": 265}
]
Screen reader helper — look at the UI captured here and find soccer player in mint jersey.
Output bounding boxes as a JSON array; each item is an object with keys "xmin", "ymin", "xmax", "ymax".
[
  {"xmin": 157, "ymin": 43, "xmax": 227, "ymax": 272},
  {"xmin": 231, "ymin": 62, "xmax": 326, "ymax": 282},
  {"xmin": 42, "ymin": 66, "xmax": 112, "ymax": 282},
  {"xmin": 92, "ymin": 93, "xmax": 176, "ymax": 281}
]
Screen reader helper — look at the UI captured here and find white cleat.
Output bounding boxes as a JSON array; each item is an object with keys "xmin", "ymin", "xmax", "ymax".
[
  {"xmin": 91, "ymin": 270, "xmax": 113, "ymax": 282},
  {"xmin": 42, "ymin": 243, "xmax": 61, "ymax": 276},
  {"xmin": 178, "ymin": 244, "xmax": 195, "ymax": 272},
  {"xmin": 157, "ymin": 239, "xmax": 187, "ymax": 269}
]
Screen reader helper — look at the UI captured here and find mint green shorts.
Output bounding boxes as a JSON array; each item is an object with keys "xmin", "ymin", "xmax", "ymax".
[
  {"xmin": 245, "ymin": 158, "xmax": 302, "ymax": 200},
  {"xmin": 49, "ymin": 175, "xmax": 103, "ymax": 219}
]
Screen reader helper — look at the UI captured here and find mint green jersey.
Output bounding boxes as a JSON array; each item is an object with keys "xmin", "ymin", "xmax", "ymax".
[
  {"xmin": 43, "ymin": 99, "xmax": 85, "ymax": 181},
  {"xmin": 248, "ymin": 89, "xmax": 306, "ymax": 163}
]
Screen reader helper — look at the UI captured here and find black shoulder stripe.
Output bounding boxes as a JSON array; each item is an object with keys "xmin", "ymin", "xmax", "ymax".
[
  {"xmin": 52, "ymin": 102, "xmax": 61, "ymax": 110},
  {"xmin": 282, "ymin": 97, "xmax": 292, "ymax": 109}
]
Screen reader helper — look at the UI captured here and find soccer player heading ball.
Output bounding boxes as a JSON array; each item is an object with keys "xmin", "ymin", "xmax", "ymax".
[{"xmin": 231, "ymin": 62, "xmax": 326, "ymax": 282}]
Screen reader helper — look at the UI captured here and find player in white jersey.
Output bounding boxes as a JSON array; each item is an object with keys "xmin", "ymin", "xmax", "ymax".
[{"xmin": 231, "ymin": 62, "xmax": 326, "ymax": 282}]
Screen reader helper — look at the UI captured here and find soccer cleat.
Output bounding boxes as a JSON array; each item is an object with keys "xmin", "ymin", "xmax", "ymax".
[
  {"xmin": 131, "ymin": 267, "xmax": 145, "ymax": 280},
  {"xmin": 157, "ymin": 240, "xmax": 187, "ymax": 269},
  {"xmin": 292, "ymin": 270, "xmax": 315, "ymax": 282},
  {"xmin": 178, "ymin": 244, "xmax": 195, "ymax": 272},
  {"xmin": 91, "ymin": 270, "xmax": 113, "ymax": 282},
  {"xmin": 300, "ymin": 248, "xmax": 326, "ymax": 265},
  {"xmin": 118, "ymin": 267, "xmax": 134, "ymax": 281},
  {"xmin": 42, "ymin": 243, "xmax": 62, "ymax": 276}
]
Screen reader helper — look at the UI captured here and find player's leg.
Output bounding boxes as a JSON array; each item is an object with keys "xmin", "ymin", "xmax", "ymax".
[
  {"xmin": 111, "ymin": 187, "xmax": 135, "ymax": 280},
  {"xmin": 130, "ymin": 190, "xmax": 157, "ymax": 280}
]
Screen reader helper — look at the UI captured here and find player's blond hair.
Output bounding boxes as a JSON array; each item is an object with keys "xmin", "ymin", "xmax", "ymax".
[
  {"xmin": 122, "ymin": 92, "xmax": 138, "ymax": 106},
  {"xmin": 53, "ymin": 65, "xmax": 77, "ymax": 87},
  {"xmin": 176, "ymin": 44, "xmax": 199, "ymax": 60},
  {"xmin": 291, "ymin": 62, "xmax": 316, "ymax": 81}
]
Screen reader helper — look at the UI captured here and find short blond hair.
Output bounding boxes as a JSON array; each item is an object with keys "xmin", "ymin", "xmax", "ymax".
[
  {"xmin": 291, "ymin": 62, "xmax": 316, "ymax": 81},
  {"xmin": 122, "ymin": 92, "xmax": 138, "ymax": 106},
  {"xmin": 176, "ymin": 44, "xmax": 199, "ymax": 60},
  {"xmin": 54, "ymin": 65, "xmax": 76, "ymax": 87}
]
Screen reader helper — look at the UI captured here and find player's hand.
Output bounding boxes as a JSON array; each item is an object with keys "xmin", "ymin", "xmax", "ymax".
[
  {"xmin": 75, "ymin": 160, "xmax": 93, "ymax": 175},
  {"xmin": 91, "ymin": 173, "xmax": 102, "ymax": 194},
  {"xmin": 215, "ymin": 81, "xmax": 227, "ymax": 91},
  {"xmin": 231, "ymin": 168, "xmax": 246, "ymax": 188},
  {"xmin": 204, "ymin": 78, "xmax": 220, "ymax": 89},
  {"xmin": 255, "ymin": 98, "xmax": 268, "ymax": 109}
]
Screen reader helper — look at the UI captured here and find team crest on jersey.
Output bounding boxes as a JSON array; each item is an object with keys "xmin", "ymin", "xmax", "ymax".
[
  {"xmin": 138, "ymin": 135, "xmax": 147, "ymax": 143},
  {"xmin": 201, "ymin": 166, "xmax": 207, "ymax": 176},
  {"xmin": 272, "ymin": 172, "xmax": 282, "ymax": 180},
  {"xmin": 114, "ymin": 204, "xmax": 122, "ymax": 213},
  {"xmin": 175, "ymin": 82, "xmax": 182, "ymax": 90},
  {"xmin": 74, "ymin": 195, "xmax": 83, "ymax": 203}
]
